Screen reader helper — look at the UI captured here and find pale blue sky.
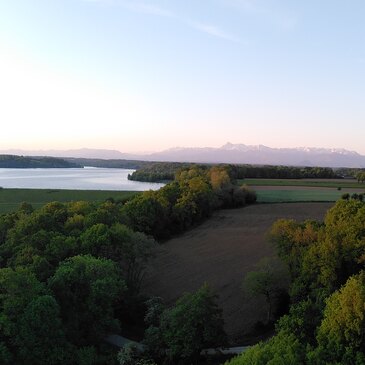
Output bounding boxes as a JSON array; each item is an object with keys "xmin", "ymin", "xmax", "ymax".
[{"xmin": 0, "ymin": 0, "xmax": 364, "ymax": 153}]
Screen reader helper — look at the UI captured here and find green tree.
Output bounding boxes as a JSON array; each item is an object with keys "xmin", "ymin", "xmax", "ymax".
[
  {"xmin": 48, "ymin": 255, "xmax": 125, "ymax": 345},
  {"xmin": 118, "ymin": 343, "xmax": 156, "ymax": 365},
  {"xmin": 0, "ymin": 268, "xmax": 46, "ymax": 363},
  {"xmin": 123, "ymin": 191, "xmax": 169, "ymax": 238},
  {"xmin": 0, "ymin": 212, "xmax": 17, "ymax": 246},
  {"xmin": 308, "ymin": 271, "xmax": 365, "ymax": 364},
  {"xmin": 0, "ymin": 267, "xmax": 45, "ymax": 337},
  {"xmin": 18, "ymin": 202, "xmax": 34, "ymax": 215},
  {"xmin": 15, "ymin": 295, "xmax": 72, "ymax": 365},
  {"xmin": 160, "ymin": 284, "xmax": 226, "ymax": 364},
  {"xmin": 269, "ymin": 219, "xmax": 320, "ymax": 280},
  {"xmin": 226, "ymin": 331, "xmax": 306, "ymax": 365},
  {"xmin": 81, "ymin": 223, "xmax": 156, "ymax": 295},
  {"xmin": 80, "ymin": 223, "xmax": 112, "ymax": 256},
  {"xmin": 143, "ymin": 297, "xmax": 166, "ymax": 361},
  {"xmin": 110, "ymin": 224, "xmax": 156, "ymax": 295},
  {"xmin": 243, "ymin": 258, "xmax": 287, "ymax": 323}
]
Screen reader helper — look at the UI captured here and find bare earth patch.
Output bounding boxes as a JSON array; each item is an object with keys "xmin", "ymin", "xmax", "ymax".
[{"xmin": 142, "ymin": 202, "xmax": 333, "ymax": 344}]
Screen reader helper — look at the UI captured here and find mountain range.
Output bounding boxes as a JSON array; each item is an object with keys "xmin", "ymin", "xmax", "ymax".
[{"xmin": 2, "ymin": 143, "xmax": 365, "ymax": 168}]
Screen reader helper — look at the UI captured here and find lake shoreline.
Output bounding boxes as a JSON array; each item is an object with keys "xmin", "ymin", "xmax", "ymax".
[{"xmin": 0, "ymin": 167, "xmax": 164, "ymax": 191}]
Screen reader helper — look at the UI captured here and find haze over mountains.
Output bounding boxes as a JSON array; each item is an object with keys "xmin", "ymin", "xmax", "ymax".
[
  {"xmin": 0, "ymin": 148, "xmax": 129, "ymax": 160},
  {"xmin": 2, "ymin": 143, "xmax": 365, "ymax": 168}
]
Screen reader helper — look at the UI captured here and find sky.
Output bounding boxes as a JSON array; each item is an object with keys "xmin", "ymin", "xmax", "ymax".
[{"xmin": 0, "ymin": 0, "xmax": 364, "ymax": 153}]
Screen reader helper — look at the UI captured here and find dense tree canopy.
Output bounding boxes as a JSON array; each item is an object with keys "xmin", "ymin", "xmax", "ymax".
[
  {"xmin": 308, "ymin": 272, "xmax": 365, "ymax": 364},
  {"xmin": 129, "ymin": 162, "xmax": 340, "ymax": 183},
  {"xmin": 143, "ymin": 284, "xmax": 226, "ymax": 364},
  {"xmin": 0, "ymin": 155, "xmax": 81, "ymax": 168},
  {"xmin": 0, "ymin": 196, "xmax": 156, "ymax": 363}
]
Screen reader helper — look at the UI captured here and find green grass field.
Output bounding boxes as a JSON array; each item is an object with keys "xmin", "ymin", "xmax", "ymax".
[
  {"xmin": 238, "ymin": 178, "xmax": 365, "ymax": 189},
  {"xmin": 237, "ymin": 178, "xmax": 365, "ymax": 203},
  {"xmin": 255, "ymin": 189, "xmax": 347, "ymax": 203},
  {"xmin": 0, "ymin": 188, "xmax": 139, "ymax": 214}
]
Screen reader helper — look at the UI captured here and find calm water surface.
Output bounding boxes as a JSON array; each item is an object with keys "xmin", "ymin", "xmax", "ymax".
[{"xmin": 0, "ymin": 168, "xmax": 165, "ymax": 191}]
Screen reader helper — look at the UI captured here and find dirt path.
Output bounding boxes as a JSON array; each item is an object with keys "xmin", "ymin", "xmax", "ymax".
[{"xmin": 142, "ymin": 202, "xmax": 333, "ymax": 344}]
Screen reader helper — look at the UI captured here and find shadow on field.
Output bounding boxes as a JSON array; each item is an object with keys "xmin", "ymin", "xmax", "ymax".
[{"xmin": 142, "ymin": 202, "xmax": 333, "ymax": 345}]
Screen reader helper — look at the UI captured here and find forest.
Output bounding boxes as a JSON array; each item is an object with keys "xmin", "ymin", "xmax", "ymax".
[
  {"xmin": 0, "ymin": 166, "xmax": 255, "ymax": 365},
  {"xmin": 128, "ymin": 163, "xmax": 342, "ymax": 183},
  {"xmin": 0, "ymin": 155, "xmax": 82, "ymax": 168}
]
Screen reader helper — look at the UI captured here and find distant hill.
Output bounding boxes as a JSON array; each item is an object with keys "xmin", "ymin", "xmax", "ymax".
[
  {"xmin": 0, "ymin": 155, "xmax": 82, "ymax": 168},
  {"xmin": 3, "ymin": 143, "xmax": 365, "ymax": 168},
  {"xmin": 0, "ymin": 148, "xmax": 138, "ymax": 160}
]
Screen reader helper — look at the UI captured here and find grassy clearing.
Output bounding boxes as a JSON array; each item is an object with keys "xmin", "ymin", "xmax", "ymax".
[
  {"xmin": 255, "ymin": 189, "xmax": 345, "ymax": 203},
  {"xmin": 238, "ymin": 178, "xmax": 365, "ymax": 189},
  {"xmin": 0, "ymin": 188, "xmax": 139, "ymax": 214}
]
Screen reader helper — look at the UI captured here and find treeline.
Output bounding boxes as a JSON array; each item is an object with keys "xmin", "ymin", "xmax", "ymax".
[
  {"xmin": 335, "ymin": 167, "xmax": 365, "ymax": 179},
  {"xmin": 128, "ymin": 163, "xmax": 340, "ymax": 183},
  {"xmin": 227, "ymin": 165, "xmax": 337, "ymax": 179},
  {"xmin": 65, "ymin": 157, "xmax": 150, "ymax": 170},
  {"xmin": 128, "ymin": 162, "xmax": 194, "ymax": 182},
  {"xmin": 0, "ymin": 155, "xmax": 82, "ymax": 168},
  {"xmin": 124, "ymin": 166, "xmax": 256, "ymax": 239},
  {"xmin": 0, "ymin": 166, "xmax": 254, "ymax": 364},
  {"xmin": 227, "ymin": 197, "xmax": 365, "ymax": 364}
]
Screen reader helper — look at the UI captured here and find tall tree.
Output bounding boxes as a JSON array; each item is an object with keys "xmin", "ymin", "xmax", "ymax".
[
  {"xmin": 15, "ymin": 295, "xmax": 72, "ymax": 365},
  {"xmin": 48, "ymin": 255, "xmax": 125, "ymax": 345},
  {"xmin": 160, "ymin": 284, "xmax": 226, "ymax": 364}
]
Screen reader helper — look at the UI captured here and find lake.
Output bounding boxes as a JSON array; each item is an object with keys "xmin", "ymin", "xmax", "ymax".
[{"xmin": 0, "ymin": 167, "xmax": 165, "ymax": 191}]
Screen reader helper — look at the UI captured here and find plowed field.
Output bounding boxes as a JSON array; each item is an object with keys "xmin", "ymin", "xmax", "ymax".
[{"xmin": 142, "ymin": 202, "xmax": 333, "ymax": 344}]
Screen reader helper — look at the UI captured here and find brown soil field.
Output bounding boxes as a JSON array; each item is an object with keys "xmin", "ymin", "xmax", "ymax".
[{"xmin": 142, "ymin": 202, "xmax": 334, "ymax": 345}]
